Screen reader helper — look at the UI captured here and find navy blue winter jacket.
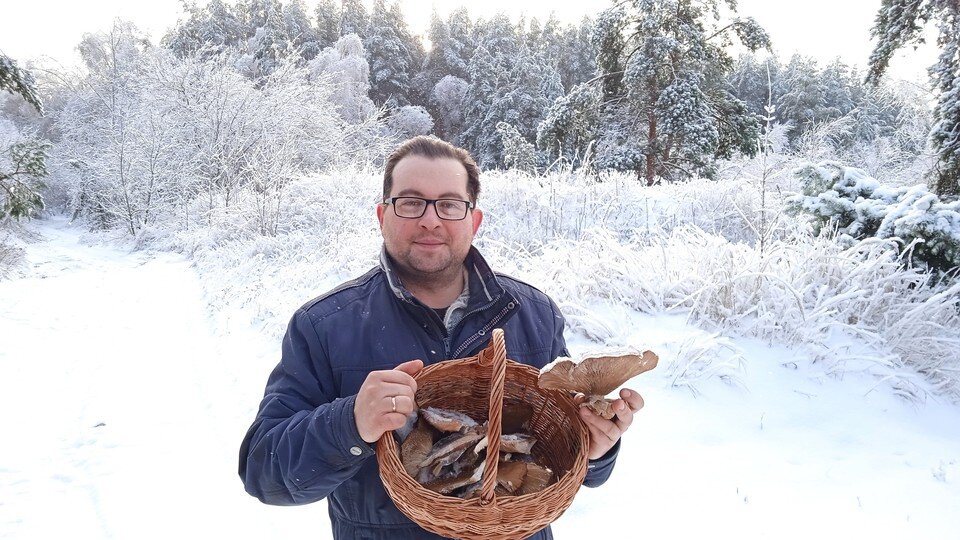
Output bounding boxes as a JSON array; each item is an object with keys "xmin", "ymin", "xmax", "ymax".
[{"xmin": 239, "ymin": 246, "xmax": 620, "ymax": 539}]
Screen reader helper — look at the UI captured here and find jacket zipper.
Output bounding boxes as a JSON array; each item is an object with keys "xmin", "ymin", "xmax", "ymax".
[{"xmin": 452, "ymin": 302, "xmax": 514, "ymax": 358}]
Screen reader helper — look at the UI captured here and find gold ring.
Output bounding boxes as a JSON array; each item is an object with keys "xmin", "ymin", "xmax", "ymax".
[{"xmin": 391, "ymin": 396, "xmax": 397, "ymax": 413}]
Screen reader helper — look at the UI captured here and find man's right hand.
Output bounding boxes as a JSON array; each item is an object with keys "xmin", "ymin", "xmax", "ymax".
[{"xmin": 354, "ymin": 359, "xmax": 423, "ymax": 443}]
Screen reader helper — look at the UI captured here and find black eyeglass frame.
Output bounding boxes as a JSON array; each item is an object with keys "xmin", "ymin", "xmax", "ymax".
[{"xmin": 382, "ymin": 196, "xmax": 476, "ymax": 221}]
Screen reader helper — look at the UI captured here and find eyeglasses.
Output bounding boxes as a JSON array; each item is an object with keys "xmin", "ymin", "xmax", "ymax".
[{"xmin": 383, "ymin": 196, "xmax": 475, "ymax": 221}]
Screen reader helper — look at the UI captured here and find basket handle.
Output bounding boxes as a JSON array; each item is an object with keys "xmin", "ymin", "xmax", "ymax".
[{"xmin": 477, "ymin": 328, "xmax": 506, "ymax": 504}]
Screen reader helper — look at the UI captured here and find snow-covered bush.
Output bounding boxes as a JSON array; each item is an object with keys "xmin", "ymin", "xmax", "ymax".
[
  {"xmin": 787, "ymin": 162, "xmax": 960, "ymax": 276},
  {"xmin": 385, "ymin": 105, "xmax": 433, "ymax": 140},
  {"xmin": 147, "ymin": 164, "xmax": 960, "ymax": 401}
]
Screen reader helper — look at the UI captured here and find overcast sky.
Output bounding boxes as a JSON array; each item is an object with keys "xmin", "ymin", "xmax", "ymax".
[{"xmin": 0, "ymin": 0, "xmax": 939, "ymax": 82}]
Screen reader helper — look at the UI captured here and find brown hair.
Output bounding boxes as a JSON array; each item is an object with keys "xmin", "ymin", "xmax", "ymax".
[{"xmin": 382, "ymin": 136, "xmax": 481, "ymax": 203}]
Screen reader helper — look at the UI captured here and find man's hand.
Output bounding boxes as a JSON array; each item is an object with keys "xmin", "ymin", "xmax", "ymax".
[
  {"xmin": 577, "ymin": 388, "xmax": 644, "ymax": 460},
  {"xmin": 354, "ymin": 359, "xmax": 423, "ymax": 443}
]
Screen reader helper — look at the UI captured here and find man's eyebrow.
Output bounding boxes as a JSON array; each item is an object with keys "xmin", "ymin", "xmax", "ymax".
[{"xmin": 394, "ymin": 188, "xmax": 469, "ymax": 199}]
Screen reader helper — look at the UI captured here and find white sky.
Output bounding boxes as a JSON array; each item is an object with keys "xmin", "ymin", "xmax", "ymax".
[{"xmin": 0, "ymin": 0, "xmax": 938, "ymax": 82}]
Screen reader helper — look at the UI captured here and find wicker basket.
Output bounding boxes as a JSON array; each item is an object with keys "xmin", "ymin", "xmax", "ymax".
[{"xmin": 377, "ymin": 328, "xmax": 589, "ymax": 540}]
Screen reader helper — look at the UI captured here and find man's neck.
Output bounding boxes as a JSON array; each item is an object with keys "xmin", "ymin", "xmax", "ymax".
[{"xmin": 399, "ymin": 266, "xmax": 465, "ymax": 309}]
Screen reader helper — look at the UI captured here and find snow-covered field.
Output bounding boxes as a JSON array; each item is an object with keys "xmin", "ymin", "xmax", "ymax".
[{"xmin": 2, "ymin": 215, "xmax": 959, "ymax": 539}]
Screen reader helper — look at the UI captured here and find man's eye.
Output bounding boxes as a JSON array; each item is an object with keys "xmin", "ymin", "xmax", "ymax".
[
  {"xmin": 437, "ymin": 201, "xmax": 459, "ymax": 211},
  {"xmin": 399, "ymin": 199, "xmax": 424, "ymax": 209}
]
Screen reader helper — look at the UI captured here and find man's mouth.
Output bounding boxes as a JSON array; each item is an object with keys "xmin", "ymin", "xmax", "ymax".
[{"xmin": 413, "ymin": 238, "xmax": 445, "ymax": 246}]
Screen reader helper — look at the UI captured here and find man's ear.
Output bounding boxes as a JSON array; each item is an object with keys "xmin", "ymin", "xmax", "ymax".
[
  {"xmin": 471, "ymin": 208, "xmax": 483, "ymax": 234},
  {"xmin": 376, "ymin": 203, "xmax": 385, "ymax": 229}
]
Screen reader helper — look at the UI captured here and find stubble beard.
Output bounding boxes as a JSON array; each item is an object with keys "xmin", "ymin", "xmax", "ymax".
[{"xmin": 388, "ymin": 242, "xmax": 466, "ymax": 292}]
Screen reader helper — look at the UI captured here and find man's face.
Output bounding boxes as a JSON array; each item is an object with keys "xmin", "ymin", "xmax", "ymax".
[{"xmin": 377, "ymin": 155, "xmax": 483, "ymax": 282}]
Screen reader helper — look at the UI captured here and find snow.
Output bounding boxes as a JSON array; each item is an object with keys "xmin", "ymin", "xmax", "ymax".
[{"xmin": 1, "ymin": 216, "xmax": 959, "ymax": 539}]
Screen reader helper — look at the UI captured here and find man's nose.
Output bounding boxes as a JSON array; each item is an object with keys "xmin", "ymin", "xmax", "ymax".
[{"xmin": 418, "ymin": 201, "xmax": 443, "ymax": 227}]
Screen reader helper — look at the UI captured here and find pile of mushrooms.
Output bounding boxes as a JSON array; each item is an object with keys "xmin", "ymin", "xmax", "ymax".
[
  {"xmin": 396, "ymin": 349, "xmax": 659, "ymax": 498},
  {"xmin": 399, "ymin": 405, "xmax": 553, "ymax": 498}
]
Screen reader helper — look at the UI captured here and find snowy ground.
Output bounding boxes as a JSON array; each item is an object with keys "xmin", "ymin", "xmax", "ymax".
[{"xmin": 1, "ymin": 216, "xmax": 959, "ymax": 539}]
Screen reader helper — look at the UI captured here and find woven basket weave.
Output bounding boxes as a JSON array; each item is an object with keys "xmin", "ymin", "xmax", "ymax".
[{"xmin": 377, "ymin": 328, "xmax": 589, "ymax": 540}]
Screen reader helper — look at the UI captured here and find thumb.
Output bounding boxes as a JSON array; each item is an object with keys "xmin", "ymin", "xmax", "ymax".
[{"xmin": 394, "ymin": 359, "xmax": 424, "ymax": 377}]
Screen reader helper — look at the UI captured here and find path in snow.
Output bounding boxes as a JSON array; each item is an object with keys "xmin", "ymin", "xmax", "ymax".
[{"xmin": 0, "ymin": 217, "xmax": 326, "ymax": 540}]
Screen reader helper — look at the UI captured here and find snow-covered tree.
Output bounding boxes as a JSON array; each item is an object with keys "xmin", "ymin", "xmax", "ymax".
[
  {"xmin": 496, "ymin": 121, "xmax": 536, "ymax": 173},
  {"xmin": 59, "ymin": 21, "xmax": 166, "ymax": 234},
  {"xmin": 729, "ymin": 53, "xmax": 781, "ymax": 119},
  {"xmin": 314, "ymin": 0, "xmax": 342, "ymax": 48},
  {"xmin": 164, "ymin": 0, "xmax": 245, "ymax": 58},
  {"xmin": 430, "ymin": 75, "xmax": 468, "ymax": 141},
  {"xmin": 309, "ymin": 33, "xmax": 376, "ymax": 124},
  {"xmin": 283, "ymin": 0, "xmax": 321, "ymax": 60},
  {"xmin": 0, "ymin": 55, "xmax": 48, "ymax": 222},
  {"xmin": 559, "ymin": 17, "xmax": 597, "ymax": 92},
  {"xmin": 537, "ymin": 82, "xmax": 600, "ymax": 167},
  {"xmin": 867, "ymin": 0, "xmax": 960, "ymax": 199},
  {"xmin": 0, "ymin": 54, "xmax": 44, "ymax": 115},
  {"xmin": 591, "ymin": 1, "xmax": 770, "ymax": 184},
  {"xmin": 461, "ymin": 15, "xmax": 560, "ymax": 168},
  {"xmin": 788, "ymin": 162, "xmax": 960, "ymax": 275},
  {"xmin": 340, "ymin": 0, "xmax": 367, "ymax": 39},
  {"xmin": 413, "ymin": 8, "xmax": 474, "ymax": 125},
  {"xmin": 364, "ymin": 0, "xmax": 413, "ymax": 107},
  {"xmin": 0, "ymin": 118, "xmax": 48, "ymax": 221},
  {"xmin": 244, "ymin": 1, "xmax": 291, "ymax": 79},
  {"xmin": 385, "ymin": 105, "xmax": 433, "ymax": 139}
]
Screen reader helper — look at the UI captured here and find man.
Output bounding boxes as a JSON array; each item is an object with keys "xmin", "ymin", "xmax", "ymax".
[{"xmin": 239, "ymin": 136, "xmax": 644, "ymax": 539}]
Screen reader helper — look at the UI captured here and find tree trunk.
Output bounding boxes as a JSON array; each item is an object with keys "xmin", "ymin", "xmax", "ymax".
[{"xmin": 645, "ymin": 109, "xmax": 657, "ymax": 186}]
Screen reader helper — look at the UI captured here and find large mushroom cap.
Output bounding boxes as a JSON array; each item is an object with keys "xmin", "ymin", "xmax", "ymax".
[{"xmin": 538, "ymin": 350, "xmax": 659, "ymax": 396}]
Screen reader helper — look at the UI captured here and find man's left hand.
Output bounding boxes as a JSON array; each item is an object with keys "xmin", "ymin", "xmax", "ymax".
[{"xmin": 577, "ymin": 388, "xmax": 644, "ymax": 460}]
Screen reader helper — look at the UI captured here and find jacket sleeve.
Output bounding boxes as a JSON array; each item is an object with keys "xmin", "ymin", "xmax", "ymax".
[
  {"xmin": 547, "ymin": 297, "xmax": 621, "ymax": 488},
  {"xmin": 238, "ymin": 308, "xmax": 374, "ymax": 505}
]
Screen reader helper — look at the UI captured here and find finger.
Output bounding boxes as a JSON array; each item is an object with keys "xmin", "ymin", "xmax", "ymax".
[
  {"xmin": 372, "ymin": 369, "xmax": 419, "ymax": 393},
  {"xmin": 620, "ymin": 388, "xmax": 645, "ymax": 412},
  {"xmin": 373, "ymin": 382, "xmax": 417, "ymax": 402},
  {"xmin": 382, "ymin": 411, "xmax": 412, "ymax": 432},
  {"xmin": 394, "ymin": 359, "xmax": 424, "ymax": 377},
  {"xmin": 579, "ymin": 407, "xmax": 620, "ymax": 442},
  {"xmin": 573, "ymin": 392, "xmax": 587, "ymax": 405},
  {"xmin": 585, "ymin": 417, "xmax": 616, "ymax": 446},
  {"xmin": 387, "ymin": 394, "xmax": 416, "ymax": 415},
  {"xmin": 612, "ymin": 400, "xmax": 634, "ymax": 433},
  {"xmin": 584, "ymin": 421, "xmax": 606, "ymax": 446}
]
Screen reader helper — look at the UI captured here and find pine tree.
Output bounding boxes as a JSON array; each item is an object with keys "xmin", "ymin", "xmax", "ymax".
[
  {"xmin": 537, "ymin": 82, "xmax": 601, "ymax": 166},
  {"xmin": 0, "ymin": 55, "xmax": 43, "ymax": 115},
  {"xmin": 1, "ymin": 55, "xmax": 47, "ymax": 221},
  {"xmin": 775, "ymin": 54, "xmax": 826, "ymax": 139},
  {"xmin": 283, "ymin": 0, "xmax": 321, "ymax": 60},
  {"xmin": 314, "ymin": 0, "xmax": 342, "ymax": 48},
  {"xmin": 589, "ymin": 1, "xmax": 770, "ymax": 183},
  {"xmin": 559, "ymin": 17, "xmax": 597, "ymax": 92},
  {"xmin": 729, "ymin": 53, "xmax": 780, "ymax": 119},
  {"xmin": 164, "ymin": 0, "xmax": 245, "ymax": 58},
  {"xmin": 430, "ymin": 75, "xmax": 468, "ymax": 141},
  {"xmin": 340, "ymin": 0, "xmax": 368, "ymax": 39},
  {"xmin": 248, "ymin": 2, "xmax": 291, "ymax": 78},
  {"xmin": 364, "ymin": 0, "xmax": 413, "ymax": 107},
  {"xmin": 867, "ymin": 0, "xmax": 960, "ymax": 198}
]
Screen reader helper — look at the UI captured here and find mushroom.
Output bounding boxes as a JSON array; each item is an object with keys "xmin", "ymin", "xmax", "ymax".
[
  {"xmin": 500, "ymin": 433, "xmax": 537, "ymax": 454},
  {"xmin": 538, "ymin": 350, "xmax": 659, "ymax": 419},
  {"xmin": 496, "ymin": 460, "xmax": 528, "ymax": 493},
  {"xmin": 400, "ymin": 419, "xmax": 436, "ymax": 476},
  {"xmin": 517, "ymin": 463, "xmax": 554, "ymax": 495},
  {"xmin": 423, "ymin": 461, "xmax": 486, "ymax": 495},
  {"xmin": 420, "ymin": 407, "xmax": 479, "ymax": 432},
  {"xmin": 418, "ymin": 426, "xmax": 485, "ymax": 470}
]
